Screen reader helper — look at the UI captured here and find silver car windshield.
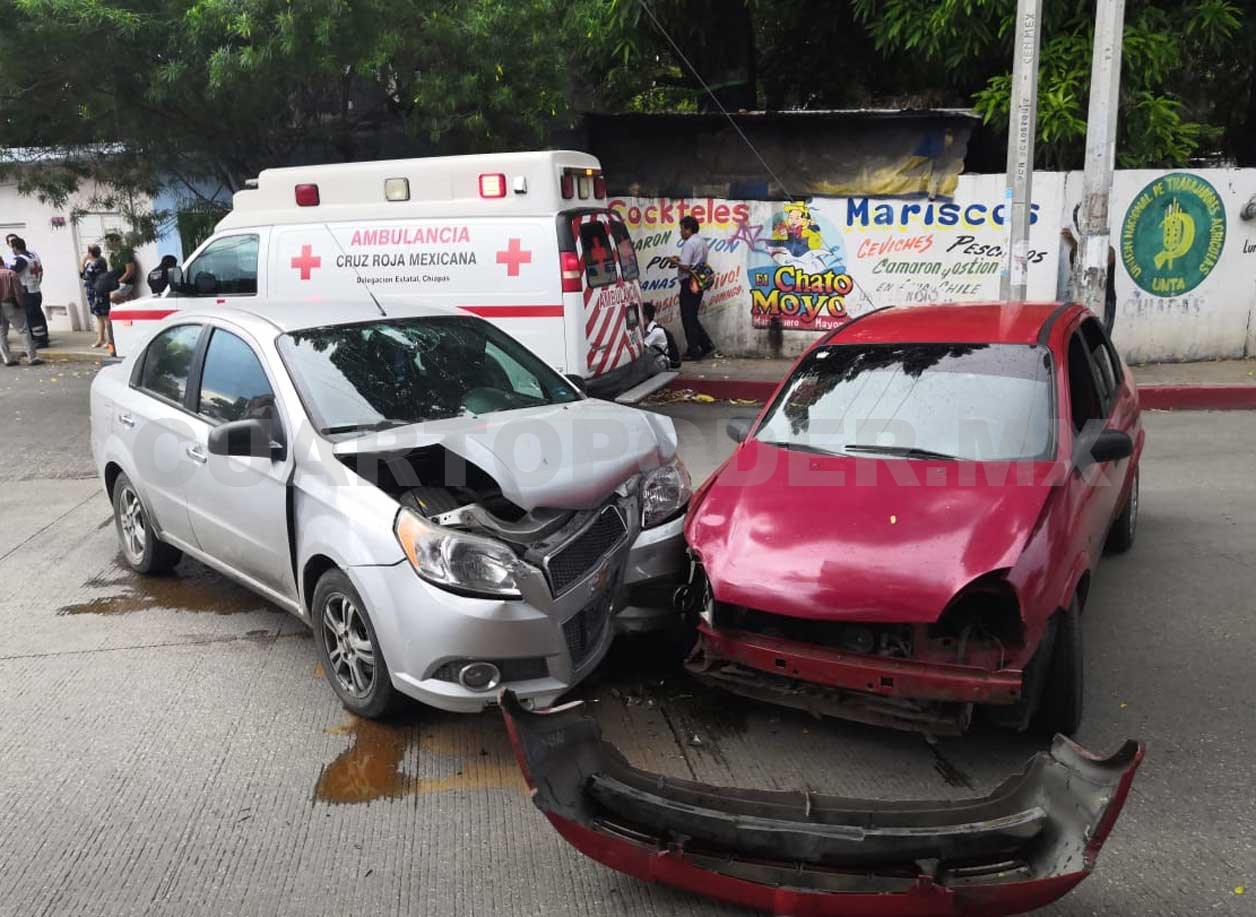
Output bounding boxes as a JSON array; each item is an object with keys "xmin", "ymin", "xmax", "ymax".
[
  {"xmin": 755, "ymin": 343, "xmax": 1054, "ymax": 461},
  {"xmin": 278, "ymin": 317, "xmax": 582, "ymax": 435}
]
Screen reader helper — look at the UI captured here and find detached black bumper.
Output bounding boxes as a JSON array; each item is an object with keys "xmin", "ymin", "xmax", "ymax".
[{"xmin": 500, "ymin": 690, "xmax": 1143, "ymax": 916}]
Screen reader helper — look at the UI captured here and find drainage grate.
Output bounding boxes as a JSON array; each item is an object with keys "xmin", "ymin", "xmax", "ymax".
[{"xmin": 544, "ymin": 506, "xmax": 627, "ymax": 595}]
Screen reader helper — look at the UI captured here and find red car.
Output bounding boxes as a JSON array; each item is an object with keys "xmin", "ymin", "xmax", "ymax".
[{"xmin": 684, "ymin": 302, "xmax": 1143, "ymax": 735}]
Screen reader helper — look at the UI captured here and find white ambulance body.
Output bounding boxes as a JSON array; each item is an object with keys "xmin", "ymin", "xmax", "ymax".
[{"xmin": 113, "ymin": 151, "xmax": 659, "ymax": 398}]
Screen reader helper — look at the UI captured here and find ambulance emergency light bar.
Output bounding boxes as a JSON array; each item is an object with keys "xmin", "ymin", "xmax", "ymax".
[
  {"xmin": 288, "ymin": 163, "xmax": 606, "ymax": 207},
  {"xmin": 560, "ymin": 167, "xmax": 606, "ymax": 201}
]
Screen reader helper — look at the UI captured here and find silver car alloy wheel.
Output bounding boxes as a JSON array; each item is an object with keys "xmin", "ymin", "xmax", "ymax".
[
  {"xmin": 118, "ymin": 484, "xmax": 147, "ymax": 565},
  {"xmin": 321, "ymin": 592, "xmax": 376, "ymax": 698}
]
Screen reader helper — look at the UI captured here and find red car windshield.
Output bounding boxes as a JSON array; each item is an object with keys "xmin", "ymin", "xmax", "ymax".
[{"xmin": 755, "ymin": 343, "xmax": 1055, "ymax": 461}]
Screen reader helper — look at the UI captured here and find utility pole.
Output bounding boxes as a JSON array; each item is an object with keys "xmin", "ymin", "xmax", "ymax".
[
  {"xmin": 999, "ymin": 0, "xmax": 1043, "ymax": 301},
  {"xmin": 1075, "ymin": 0, "xmax": 1125, "ymax": 329}
]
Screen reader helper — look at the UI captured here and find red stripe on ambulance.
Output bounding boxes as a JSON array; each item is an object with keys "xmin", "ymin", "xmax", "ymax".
[
  {"xmin": 110, "ymin": 309, "xmax": 178, "ymax": 322},
  {"xmin": 460, "ymin": 305, "xmax": 564, "ymax": 318}
]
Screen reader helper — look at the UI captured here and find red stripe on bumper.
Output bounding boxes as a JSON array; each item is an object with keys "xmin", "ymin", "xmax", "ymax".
[
  {"xmin": 460, "ymin": 305, "xmax": 564, "ymax": 318},
  {"xmin": 699, "ymin": 625, "xmax": 1023, "ymax": 704}
]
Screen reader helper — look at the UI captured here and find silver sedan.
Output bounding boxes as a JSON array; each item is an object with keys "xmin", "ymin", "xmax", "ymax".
[{"xmin": 90, "ymin": 303, "xmax": 690, "ymax": 717}]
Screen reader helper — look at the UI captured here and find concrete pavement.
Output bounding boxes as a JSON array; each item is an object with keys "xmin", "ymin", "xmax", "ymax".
[{"xmin": 0, "ymin": 364, "xmax": 1251, "ymax": 915}]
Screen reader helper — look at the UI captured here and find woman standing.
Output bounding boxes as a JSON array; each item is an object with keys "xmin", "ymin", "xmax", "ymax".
[{"xmin": 81, "ymin": 244, "xmax": 111, "ymax": 349}]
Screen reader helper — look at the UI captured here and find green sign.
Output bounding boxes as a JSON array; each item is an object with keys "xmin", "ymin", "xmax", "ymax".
[{"xmin": 1120, "ymin": 173, "xmax": 1226, "ymax": 295}]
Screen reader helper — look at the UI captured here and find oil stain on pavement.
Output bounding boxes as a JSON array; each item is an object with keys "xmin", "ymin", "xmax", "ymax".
[
  {"xmin": 57, "ymin": 560, "xmax": 269, "ymax": 616},
  {"xmin": 314, "ymin": 715, "xmax": 526, "ymax": 805}
]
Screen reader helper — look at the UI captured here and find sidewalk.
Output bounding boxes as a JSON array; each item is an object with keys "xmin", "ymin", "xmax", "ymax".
[
  {"xmin": 662, "ymin": 355, "xmax": 1256, "ymax": 411},
  {"xmin": 19, "ymin": 331, "xmax": 116, "ymax": 364}
]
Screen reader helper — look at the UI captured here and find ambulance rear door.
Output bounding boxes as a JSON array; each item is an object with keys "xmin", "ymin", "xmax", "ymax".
[
  {"xmin": 562, "ymin": 210, "xmax": 645, "ymax": 383},
  {"xmin": 268, "ymin": 218, "xmax": 566, "ymax": 370}
]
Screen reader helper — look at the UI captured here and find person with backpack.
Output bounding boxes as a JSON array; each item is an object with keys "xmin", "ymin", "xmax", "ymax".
[
  {"xmin": 81, "ymin": 244, "xmax": 111, "ymax": 349},
  {"xmin": 147, "ymin": 254, "xmax": 179, "ymax": 295},
  {"xmin": 7, "ymin": 235, "xmax": 49, "ymax": 347},
  {"xmin": 642, "ymin": 302, "xmax": 681, "ymax": 372},
  {"xmin": 669, "ymin": 216, "xmax": 716, "ymax": 360}
]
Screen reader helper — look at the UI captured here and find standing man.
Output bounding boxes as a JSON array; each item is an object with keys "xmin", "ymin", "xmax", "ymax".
[
  {"xmin": 674, "ymin": 216, "xmax": 715, "ymax": 360},
  {"xmin": 0, "ymin": 262, "xmax": 41, "ymax": 366},
  {"xmin": 7, "ymin": 236, "xmax": 48, "ymax": 347}
]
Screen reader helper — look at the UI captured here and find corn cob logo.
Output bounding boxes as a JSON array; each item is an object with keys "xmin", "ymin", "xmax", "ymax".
[
  {"xmin": 1121, "ymin": 173, "xmax": 1225, "ymax": 296},
  {"xmin": 1153, "ymin": 199, "xmax": 1195, "ymax": 270}
]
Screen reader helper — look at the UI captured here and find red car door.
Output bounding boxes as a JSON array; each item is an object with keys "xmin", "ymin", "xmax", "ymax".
[{"xmin": 1062, "ymin": 318, "xmax": 1125, "ymax": 569}]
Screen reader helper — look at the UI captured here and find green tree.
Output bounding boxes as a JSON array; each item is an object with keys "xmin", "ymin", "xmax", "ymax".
[
  {"xmin": 851, "ymin": 0, "xmax": 1250, "ymax": 168},
  {"xmin": 0, "ymin": 0, "xmax": 615, "ymax": 237}
]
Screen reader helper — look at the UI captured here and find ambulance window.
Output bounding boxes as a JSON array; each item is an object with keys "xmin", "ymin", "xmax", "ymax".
[
  {"xmin": 609, "ymin": 221, "xmax": 639, "ymax": 281},
  {"xmin": 578, "ymin": 221, "xmax": 617, "ymax": 288},
  {"xmin": 184, "ymin": 235, "xmax": 259, "ymax": 296}
]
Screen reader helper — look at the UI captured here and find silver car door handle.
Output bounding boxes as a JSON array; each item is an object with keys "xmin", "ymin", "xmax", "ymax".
[
  {"xmin": 186, "ymin": 445, "xmax": 208, "ymax": 464},
  {"xmin": 117, "ymin": 412, "xmax": 135, "ymax": 428}
]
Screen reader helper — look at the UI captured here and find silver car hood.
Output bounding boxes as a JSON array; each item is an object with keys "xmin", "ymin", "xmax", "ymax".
[{"xmin": 332, "ymin": 399, "xmax": 679, "ymax": 512}]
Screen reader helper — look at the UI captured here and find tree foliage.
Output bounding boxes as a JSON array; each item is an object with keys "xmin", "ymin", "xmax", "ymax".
[
  {"xmin": 0, "ymin": 0, "xmax": 611, "ymax": 238},
  {"xmin": 852, "ymin": 0, "xmax": 1251, "ymax": 169},
  {"xmin": 2, "ymin": 0, "xmax": 1255, "ymax": 243}
]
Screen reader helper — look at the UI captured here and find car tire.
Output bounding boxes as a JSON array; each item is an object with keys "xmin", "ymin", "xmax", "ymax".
[
  {"xmin": 112, "ymin": 472, "xmax": 182, "ymax": 574},
  {"xmin": 1105, "ymin": 467, "xmax": 1139, "ymax": 555},
  {"xmin": 312, "ymin": 568, "xmax": 399, "ymax": 719},
  {"xmin": 1035, "ymin": 599, "xmax": 1084, "ymax": 737}
]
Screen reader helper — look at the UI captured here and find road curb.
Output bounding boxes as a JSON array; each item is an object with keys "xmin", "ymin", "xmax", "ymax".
[
  {"xmin": 38, "ymin": 350, "xmax": 117, "ymax": 365},
  {"xmin": 666, "ymin": 375, "xmax": 1256, "ymax": 411},
  {"xmin": 1136, "ymin": 384, "xmax": 1256, "ymax": 411}
]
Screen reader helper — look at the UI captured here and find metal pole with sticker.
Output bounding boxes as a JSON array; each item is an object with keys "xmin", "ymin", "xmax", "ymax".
[{"xmin": 999, "ymin": 0, "xmax": 1043, "ymax": 301}]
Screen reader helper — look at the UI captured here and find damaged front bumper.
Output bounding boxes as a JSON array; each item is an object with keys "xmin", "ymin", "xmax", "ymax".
[
  {"xmin": 613, "ymin": 512, "xmax": 688, "ymax": 634},
  {"xmin": 499, "ymin": 690, "xmax": 1143, "ymax": 916},
  {"xmin": 687, "ymin": 626, "xmax": 1022, "ymax": 735}
]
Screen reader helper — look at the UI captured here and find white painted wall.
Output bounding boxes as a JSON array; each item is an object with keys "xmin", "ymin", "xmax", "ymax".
[
  {"xmin": 612, "ymin": 168, "xmax": 1256, "ymax": 363},
  {"xmin": 0, "ymin": 181, "xmax": 161, "ymax": 333}
]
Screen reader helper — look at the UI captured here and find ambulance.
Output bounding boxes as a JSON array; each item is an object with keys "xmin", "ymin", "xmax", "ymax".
[{"xmin": 112, "ymin": 151, "xmax": 667, "ymax": 399}]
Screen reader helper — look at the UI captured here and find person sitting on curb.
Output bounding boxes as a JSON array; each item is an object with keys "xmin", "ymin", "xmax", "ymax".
[
  {"xmin": 642, "ymin": 302, "xmax": 681, "ymax": 372},
  {"xmin": 108, "ymin": 239, "xmax": 139, "ymax": 307}
]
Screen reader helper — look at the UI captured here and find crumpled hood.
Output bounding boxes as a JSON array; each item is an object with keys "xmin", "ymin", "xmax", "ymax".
[
  {"xmin": 687, "ymin": 440, "xmax": 1053, "ymax": 623},
  {"xmin": 333, "ymin": 399, "xmax": 678, "ymax": 512}
]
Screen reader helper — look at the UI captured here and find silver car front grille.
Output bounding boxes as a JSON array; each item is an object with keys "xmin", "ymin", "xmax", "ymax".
[{"xmin": 543, "ymin": 506, "xmax": 628, "ymax": 596}]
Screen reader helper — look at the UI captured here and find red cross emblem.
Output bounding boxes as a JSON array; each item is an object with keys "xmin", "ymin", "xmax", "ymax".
[
  {"xmin": 291, "ymin": 244, "xmax": 321, "ymax": 281},
  {"xmin": 496, "ymin": 238, "xmax": 532, "ymax": 276}
]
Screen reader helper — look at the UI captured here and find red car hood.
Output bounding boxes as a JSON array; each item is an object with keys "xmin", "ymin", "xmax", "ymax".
[{"xmin": 686, "ymin": 440, "xmax": 1054, "ymax": 623}]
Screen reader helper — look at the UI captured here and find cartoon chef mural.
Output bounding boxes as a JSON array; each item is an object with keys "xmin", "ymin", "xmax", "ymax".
[{"xmin": 749, "ymin": 202, "xmax": 854, "ymax": 331}]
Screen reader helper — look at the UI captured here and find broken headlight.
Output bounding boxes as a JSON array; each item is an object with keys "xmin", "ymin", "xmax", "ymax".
[
  {"xmin": 395, "ymin": 508, "xmax": 524, "ymax": 598},
  {"xmin": 641, "ymin": 458, "xmax": 692, "ymax": 529}
]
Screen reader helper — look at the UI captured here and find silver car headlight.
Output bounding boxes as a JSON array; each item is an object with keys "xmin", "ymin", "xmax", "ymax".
[
  {"xmin": 395, "ymin": 508, "xmax": 523, "ymax": 598},
  {"xmin": 641, "ymin": 458, "xmax": 692, "ymax": 529}
]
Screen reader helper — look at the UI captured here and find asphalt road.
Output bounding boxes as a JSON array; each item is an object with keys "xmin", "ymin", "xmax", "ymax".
[{"xmin": 0, "ymin": 362, "xmax": 1251, "ymax": 916}]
